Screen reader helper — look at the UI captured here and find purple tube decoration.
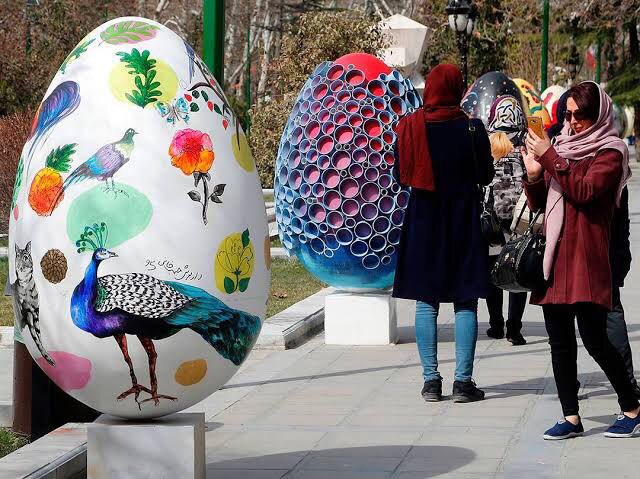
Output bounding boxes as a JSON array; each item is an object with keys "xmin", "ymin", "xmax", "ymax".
[
  {"xmin": 350, "ymin": 240, "xmax": 368, "ymax": 257},
  {"xmin": 323, "ymin": 190, "xmax": 342, "ymax": 211},
  {"xmin": 336, "ymin": 228, "xmax": 354, "ymax": 245},
  {"xmin": 322, "ymin": 169, "xmax": 340, "ymax": 188},
  {"xmin": 342, "ymin": 198, "xmax": 359, "ymax": 217},
  {"xmin": 327, "ymin": 211, "xmax": 344, "ymax": 229}
]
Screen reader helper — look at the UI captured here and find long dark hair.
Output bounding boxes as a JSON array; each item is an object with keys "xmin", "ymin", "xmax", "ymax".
[{"xmin": 567, "ymin": 82, "xmax": 600, "ymax": 123}]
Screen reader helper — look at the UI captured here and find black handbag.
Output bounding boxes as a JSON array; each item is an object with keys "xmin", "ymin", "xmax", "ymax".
[
  {"xmin": 481, "ymin": 186, "xmax": 505, "ymax": 246},
  {"xmin": 490, "ymin": 205, "xmax": 546, "ymax": 293},
  {"xmin": 469, "ymin": 120, "xmax": 503, "ymax": 244}
]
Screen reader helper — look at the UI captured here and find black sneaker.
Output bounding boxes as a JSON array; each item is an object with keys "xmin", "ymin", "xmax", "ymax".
[
  {"xmin": 421, "ymin": 379, "xmax": 443, "ymax": 402},
  {"xmin": 486, "ymin": 327, "xmax": 504, "ymax": 339},
  {"xmin": 452, "ymin": 379, "xmax": 485, "ymax": 403},
  {"xmin": 507, "ymin": 333, "xmax": 527, "ymax": 346}
]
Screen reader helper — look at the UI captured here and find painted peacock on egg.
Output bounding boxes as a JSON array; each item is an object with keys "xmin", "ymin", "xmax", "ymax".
[{"xmin": 8, "ymin": 17, "xmax": 269, "ymax": 419}]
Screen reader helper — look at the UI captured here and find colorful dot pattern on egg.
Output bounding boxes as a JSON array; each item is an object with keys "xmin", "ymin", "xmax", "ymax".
[{"xmin": 175, "ymin": 358, "xmax": 208, "ymax": 386}]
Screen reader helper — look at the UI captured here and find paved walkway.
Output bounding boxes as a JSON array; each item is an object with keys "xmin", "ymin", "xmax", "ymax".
[
  {"xmin": 1, "ymin": 155, "xmax": 639, "ymax": 477},
  {"xmin": 187, "ymin": 157, "xmax": 640, "ymax": 478}
]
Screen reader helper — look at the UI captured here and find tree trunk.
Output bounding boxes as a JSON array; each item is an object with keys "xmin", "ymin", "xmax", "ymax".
[
  {"xmin": 257, "ymin": 8, "xmax": 274, "ymax": 101},
  {"xmin": 635, "ymin": 105, "xmax": 640, "ymax": 161},
  {"xmin": 137, "ymin": 0, "xmax": 147, "ymax": 17},
  {"xmin": 629, "ymin": 21, "xmax": 639, "ymax": 63}
]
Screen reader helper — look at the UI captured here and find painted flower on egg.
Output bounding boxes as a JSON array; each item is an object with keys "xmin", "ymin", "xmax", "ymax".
[
  {"xmin": 169, "ymin": 128, "xmax": 214, "ymax": 175},
  {"xmin": 215, "ymin": 229, "xmax": 255, "ymax": 294}
]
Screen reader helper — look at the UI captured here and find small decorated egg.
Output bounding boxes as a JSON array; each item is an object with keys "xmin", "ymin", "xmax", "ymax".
[
  {"xmin": 461, "ymin": 71, "xmax": 524, "ymax": 126},
  {"xmin": 274, "ymin": 53, "xmax": 417, "ymax": 290},
  {"xmin": 541, "ymin": 85, "xmax": 567, "ymax": 125},
  {"xmin": 512, "ymin": 78, "xmax": 552, "ymax": 128},
  {"xmin": 8, "ymin": 17, "xmax": 268, "ymax": 419}
]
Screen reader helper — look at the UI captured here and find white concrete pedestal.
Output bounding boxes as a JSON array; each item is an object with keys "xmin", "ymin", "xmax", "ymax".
[
  {"xmin": 324, "ymin": 290, "xmax": 398, "ymax": 345},
  {"xmin": 88, "ymin": 412, "xmax": 205, "ymax": 479}
]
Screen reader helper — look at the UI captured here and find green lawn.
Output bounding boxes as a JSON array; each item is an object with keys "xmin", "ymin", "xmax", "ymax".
[
  {"xmin": 267, "ymin": 258, "xmax": 326, "ymax": 318},
  {"xmin": 0, "ymin": 258, "xmax": 12, "ymax": 327},
  {"xmin": 0, "ymin": 428, "xmax": 28, "ymax": 459}
]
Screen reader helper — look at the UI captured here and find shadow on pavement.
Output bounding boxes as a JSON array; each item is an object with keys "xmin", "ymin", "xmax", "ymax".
[{"xmin": 205, "ymin": 445, "xmax": 476, "ymax": 478}]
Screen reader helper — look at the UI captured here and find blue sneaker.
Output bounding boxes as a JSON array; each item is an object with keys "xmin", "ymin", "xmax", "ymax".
[
  {"xmin": 543, "ymin": 419, "xmax": 584, "ymax": 440},
  {"xmin": 604, "ymin": 413, "xmax": 640, "ymax": 438}
]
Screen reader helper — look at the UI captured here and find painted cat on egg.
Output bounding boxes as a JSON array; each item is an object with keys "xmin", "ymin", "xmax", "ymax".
[{"xmin": 9, "ymin": 17, "xmax": 269, "ymax": 419}]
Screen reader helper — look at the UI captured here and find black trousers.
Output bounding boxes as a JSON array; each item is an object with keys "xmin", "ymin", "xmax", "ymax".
[
  {"xmin": 486, "ymin": 256, "xmax": 527, "ymax": 336},
  {"xmin": 607, "ymin": 287, "xmax": 637, "ymax": 386},
  {"xmin": 543, "ymin": 303, "xmax": 640, "ymax": 417}
]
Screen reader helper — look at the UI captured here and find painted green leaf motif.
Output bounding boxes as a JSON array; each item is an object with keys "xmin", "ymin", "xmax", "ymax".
[
  {"xmin": 241, "ymin": 229, "xmax": 250, "ymax": 248},
  {"xmin": 238, "ymin": 278, "xmax": 250, "ymax": 293},
  {"xmin": 224, "ymin": 276, "xmax": 236, "ymax": 294},
  {"xmin": 60, "ymin": 38, "xmax": 95, "ymax": 74},
  {"xmin": 101, "ymin": 21, "xmax": 159, "ymax": 45},
  {"xmin": 117, "ymin": 48, "xmax": 161, "ymax": 108},
  {"xmin": 45, "ymin": 143, "xmax": 77, "ymax": 172},
  {"xmin": 192, "ymin": 90, "xmax": 200, "ymax": 99},
  {"xmin": 190, "ymin": 103, "xmax": 199, "ymax": 112},
  {"xmin": 201, "ymin": 91, "xmax": 209, "ymax": 102},
  {"xmin": 213, "ymin": 104, "xmax": 222, "ymax": 115},
  {"xmin": 11, "ymin": 156, "xmax": 24, "ymax": 209}
]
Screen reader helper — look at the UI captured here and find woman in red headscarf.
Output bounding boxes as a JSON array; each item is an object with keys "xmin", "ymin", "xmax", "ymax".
[{"xmin": 393, "ymin": 64, "xmax": 494, "ymax": 403}]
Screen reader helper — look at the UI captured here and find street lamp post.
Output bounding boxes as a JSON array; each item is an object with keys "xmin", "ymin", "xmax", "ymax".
[{"xmin": 445, "ymin": 0, "xmax": 477, "ymax": 88}]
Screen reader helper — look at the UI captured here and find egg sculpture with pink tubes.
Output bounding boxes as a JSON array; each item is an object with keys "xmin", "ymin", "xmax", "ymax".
[{"xmin": 274, "ymin": 53, "xmax": 419, "ymax": 290}]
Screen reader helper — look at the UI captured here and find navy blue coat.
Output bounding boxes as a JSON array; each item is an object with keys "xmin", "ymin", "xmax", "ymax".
[{"xmin": 392, "ymin": 118, "xmax": 494, "ymax": 303}]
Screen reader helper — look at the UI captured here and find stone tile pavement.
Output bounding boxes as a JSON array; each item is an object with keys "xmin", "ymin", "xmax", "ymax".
[{"xmin": 183, "ymin": 160, "xmax": 640, "ymax": 478}]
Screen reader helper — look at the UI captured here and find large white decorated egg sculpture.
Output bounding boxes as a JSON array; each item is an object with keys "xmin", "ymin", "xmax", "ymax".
[{"xmin": 8, "ymin": 17, "xmax": 269, "ymax": 419}]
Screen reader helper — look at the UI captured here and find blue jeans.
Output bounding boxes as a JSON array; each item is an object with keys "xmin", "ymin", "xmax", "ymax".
[{"xmin": 415, "ymin": 299, "xmax": 478, "ymax": 382}]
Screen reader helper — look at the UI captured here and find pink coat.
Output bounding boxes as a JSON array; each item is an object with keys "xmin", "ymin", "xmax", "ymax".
[{"xmin": 523, "ymin": 146, "xmax": 622, "ymax": 309}]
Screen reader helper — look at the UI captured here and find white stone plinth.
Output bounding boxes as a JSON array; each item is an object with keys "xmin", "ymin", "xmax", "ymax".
[
  {"xmin": 88, "ymin": 412, "xmax": 205, "ymax": 479},
  {"xmin": 324, "ymin": 291, "xmax": 398, "ymax": 345}
]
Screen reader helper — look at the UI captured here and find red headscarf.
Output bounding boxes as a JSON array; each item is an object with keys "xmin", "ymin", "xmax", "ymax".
[{"xmin": 396, "ymin": 64, "xmax": 468, "ymax": 191}]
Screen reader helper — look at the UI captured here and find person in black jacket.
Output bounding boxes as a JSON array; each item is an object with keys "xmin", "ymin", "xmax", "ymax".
[{"xmin": 608, "ymin": 186, "xmax": 640, "ymax": 396}]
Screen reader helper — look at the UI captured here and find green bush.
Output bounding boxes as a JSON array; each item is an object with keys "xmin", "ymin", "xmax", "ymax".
[{"xmin": 248, "ymin": 10, "xmax": 386, "ymax": 188}]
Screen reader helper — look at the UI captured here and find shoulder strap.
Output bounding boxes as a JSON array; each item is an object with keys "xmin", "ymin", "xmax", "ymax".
[{"xmin": 469, "ymin": 119, "xmax": 479, "ymax": 186}]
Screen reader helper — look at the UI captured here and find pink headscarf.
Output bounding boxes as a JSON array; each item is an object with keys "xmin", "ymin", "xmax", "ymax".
[{"xmin": 543, "ymin": 81, "xmax": 630, "ymax": 280}]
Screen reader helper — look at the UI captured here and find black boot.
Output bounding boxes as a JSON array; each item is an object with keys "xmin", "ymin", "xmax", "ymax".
[
  {"xmin": 506, "ymin": 333, "xmax": 527, "ymax": 346},
  {"xmin": 421, "ymin": 379, "xmax": 443, "ymax": 402},
  {"xmin": 452, "ymin": 379, "xmax": 485, "ymax": 403},
  {"xmin": 486, "ymin": 327, "xmax": 504, "ymax": 339}
]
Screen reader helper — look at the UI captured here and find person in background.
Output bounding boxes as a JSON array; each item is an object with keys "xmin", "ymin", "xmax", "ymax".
[
  {"xmin": 393, "ymin": 64, "xmax": 494, "ymax": 403},
  {"xmin": 548, "ymin": 92, "xmax": 640, "ymax": 398},
  {"xmin": 484, "ymin": 95, "xmax": 528, "ymax": 346},
  {"xmin": 524, "ymin": 81, "xmax": 640, "ymax": 439}
]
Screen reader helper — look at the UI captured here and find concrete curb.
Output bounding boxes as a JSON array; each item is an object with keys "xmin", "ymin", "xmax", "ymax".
[
  {"xmin": 0, "ymin": 423, "xmax": 87, "ymax": 479},
  {"xmin": 255, "ymin": 287, "xmax": 334, "ymax": 350},
  {"xmin": 0, "ymin": 326, "xmax": 14, "ymax": 347}
]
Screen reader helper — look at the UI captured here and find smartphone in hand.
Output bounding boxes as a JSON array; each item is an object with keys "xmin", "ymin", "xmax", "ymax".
[{"xmin": 527, "ymin": 116, "xmax": 544, "ymax": 139}]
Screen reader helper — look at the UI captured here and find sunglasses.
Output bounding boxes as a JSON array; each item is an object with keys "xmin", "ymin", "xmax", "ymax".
[{"xmin": 564, "ymin": 109, "xmax": 588, "ymax": 122}]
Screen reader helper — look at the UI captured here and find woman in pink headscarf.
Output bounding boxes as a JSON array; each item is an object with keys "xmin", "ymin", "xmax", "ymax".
[{"xmin": 523, "ymin": 81, "xmax": 640, "ymax": 440}]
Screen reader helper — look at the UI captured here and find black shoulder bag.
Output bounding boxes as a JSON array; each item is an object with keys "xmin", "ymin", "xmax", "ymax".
[
  {"xmin": 490, "ymin": 202, "xmax": 546, "ymax": 293},
  {"xmin": 469, "ymin": 121, "xmax": 503, "ymax": 245}
]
